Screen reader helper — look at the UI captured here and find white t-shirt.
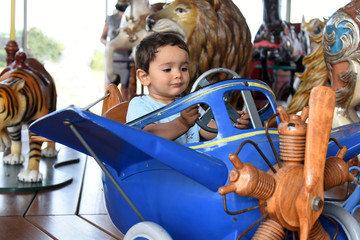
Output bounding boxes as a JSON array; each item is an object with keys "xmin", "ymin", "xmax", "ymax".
[{"xmin": 126, "ymin": 95, "xmax": 201, "ymax": 144}]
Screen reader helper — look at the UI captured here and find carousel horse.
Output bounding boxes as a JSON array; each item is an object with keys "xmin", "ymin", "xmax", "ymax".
[
  {"xmin": 106, "ymin": 0, "xmax": 253, "ymax": 98},
  {"xmin": 287, "ymin": 0, "xmax": 360, "ymax": 129},
  {"xmin": 252, "ymin": 0, "xmax": 308, "ymax": 93},
  {"xmin": 104, "ymin": 0, "xmax": 163, "ymax": 88},
  {"xmin": 277, "ymin": 18, "xmax": 327, "ymax": 105},
  {"xmin": 253, "ymin": 0, "xmax": 307, "ymax": 64}
]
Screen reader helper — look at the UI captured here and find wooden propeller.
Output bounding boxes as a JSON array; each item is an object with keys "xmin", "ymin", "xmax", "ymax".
[{"xmin": 295, "ymin": 86, "xmax": 336, "ymax": 240}]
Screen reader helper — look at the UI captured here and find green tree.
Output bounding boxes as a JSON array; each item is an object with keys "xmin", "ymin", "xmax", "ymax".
[
  {"xmin": 0, "ymin": 33, "xmax": 10, "ymax": 67},
  {"xmin": 27, "ymin": 28, "xmax": 64, "ymax": 63},
  {"xmin": 0, "ymin": 49, "xmax": 6, "ymax": 68},
  {"xmin": 89, "ymin": 49, "xmax": 104, "ymax": 72}
]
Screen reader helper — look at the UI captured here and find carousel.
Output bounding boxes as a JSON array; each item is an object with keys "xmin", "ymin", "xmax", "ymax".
[{"xmin": 1, "ymin": 0, "xmax": 360, "ymax": 239}]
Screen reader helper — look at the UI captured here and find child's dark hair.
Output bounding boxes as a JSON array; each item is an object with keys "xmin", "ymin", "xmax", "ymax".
[{"xmin": 135, "ymin": 33, "xmax": 189, "ymax": 73}]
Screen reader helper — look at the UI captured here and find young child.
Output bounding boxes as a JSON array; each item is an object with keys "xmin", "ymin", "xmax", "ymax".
[{"xmin": 126, "ymin": 32, "xmax": 249, "ymax": 144}]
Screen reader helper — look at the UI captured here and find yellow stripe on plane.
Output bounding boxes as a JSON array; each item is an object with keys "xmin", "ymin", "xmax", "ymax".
[{"xmin": 190, "ymin": 129, "xmax": 279, "ymax": 150}]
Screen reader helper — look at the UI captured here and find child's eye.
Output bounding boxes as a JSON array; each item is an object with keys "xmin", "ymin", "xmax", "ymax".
[
  {"xmin": 163, "ymin": 68, "xmax": 171, "ymax": 72},
  {"xmin": 181, "ymin": 67, "xmax": 188, "ymax": 72}
]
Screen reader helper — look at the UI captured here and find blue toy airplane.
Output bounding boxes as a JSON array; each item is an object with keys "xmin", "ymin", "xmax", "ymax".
[{"xmin": 30, "ymin": 77, "xmax": 360, "ymax": 240}]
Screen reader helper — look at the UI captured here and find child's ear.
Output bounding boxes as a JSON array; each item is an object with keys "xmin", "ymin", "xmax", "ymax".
[{"xmin": 136, "ymin": 69, "xmax": 150, "ymax": 86}]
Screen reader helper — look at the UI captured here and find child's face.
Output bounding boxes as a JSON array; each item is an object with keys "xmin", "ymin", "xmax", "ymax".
[{"xmin": 139, "ymin": 45, "xmax": 189, "ymax": 103}]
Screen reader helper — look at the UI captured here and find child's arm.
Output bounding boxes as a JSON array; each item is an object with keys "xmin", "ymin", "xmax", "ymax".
[
  {"xmin": 234, "ymin": 110, "xmax": 250, "ymax": 129},
  {"xmin": 143, "ymin": 105, "xmax": 200, "ymax": 140},
  {"xmin": 199, "ymin": 110, "xmax": 250, "ymax": 140}
]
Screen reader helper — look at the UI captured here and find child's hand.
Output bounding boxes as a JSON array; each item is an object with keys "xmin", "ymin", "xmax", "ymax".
[
  {"xmin": 235, "ymin": 110, "xmax": 250, "ymax": 129},
  {"xmin": 179, "ymin": 105, "xmax": 200, "ymax": 128}
]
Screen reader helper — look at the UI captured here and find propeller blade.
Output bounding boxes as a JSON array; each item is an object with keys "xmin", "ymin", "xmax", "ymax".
[{"xmin": 295, "ymin": 86, "xmax": 336, "ymax": 240}]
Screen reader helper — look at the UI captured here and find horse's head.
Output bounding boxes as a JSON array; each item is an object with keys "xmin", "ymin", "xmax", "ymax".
[
  {"xmin": 302, "ymin": 18, "xmax": 326, "ymax": 37},
  {"xmin": 119, "ymin": 0, "xmax": 152, "ymax": 43}
]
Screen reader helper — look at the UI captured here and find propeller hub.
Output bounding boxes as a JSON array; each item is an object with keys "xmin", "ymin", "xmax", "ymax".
[
  {"xmin": 261, "ymin": 164, "xmax": 303, "ymax": 231},
  {"xmin": 311, "ymin": 196, "xmax": 323, "ymax": 211}
]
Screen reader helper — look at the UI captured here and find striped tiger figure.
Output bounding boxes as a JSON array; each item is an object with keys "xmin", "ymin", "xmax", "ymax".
[{"xmin": 0, "ymin": 52, "xmax": 57, "ymax": 182}]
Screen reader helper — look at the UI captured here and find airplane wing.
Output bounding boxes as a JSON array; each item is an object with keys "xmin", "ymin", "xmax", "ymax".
[
  {"xmin": 329, "ymin": 122, "xmax": 360, "ymax": 160},
  {"xmin": 30, "ymin": 106, "xmax": 228, "ymax": 192}
]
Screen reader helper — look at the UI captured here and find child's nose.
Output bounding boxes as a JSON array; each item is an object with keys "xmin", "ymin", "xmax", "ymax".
[{"xmin": 174, "ymin": 69, "xmax": 182, "ymax": 78}]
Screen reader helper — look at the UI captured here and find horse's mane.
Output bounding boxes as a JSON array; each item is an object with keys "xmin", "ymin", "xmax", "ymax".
[{"xmin": 286, "ymin": 33, "xmax": 328, "ymax": 114}]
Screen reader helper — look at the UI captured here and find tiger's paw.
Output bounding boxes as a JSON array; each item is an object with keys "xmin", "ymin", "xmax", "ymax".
[
  {"xmin": 18, "ymin": 169, "xmax": 43, "ymax": 182},
  {"xmin": 3, "ymin": 153, "xmax": 25, "ymax": 165},
  {"xmin": 41, "ymin": 147, "xmax": 58, "ymax": 158}
]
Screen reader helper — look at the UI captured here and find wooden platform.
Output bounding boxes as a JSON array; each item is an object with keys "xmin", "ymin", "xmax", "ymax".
[{"xmin": 0, "ymin": 144, "xmax": 124, "ymax": 240}]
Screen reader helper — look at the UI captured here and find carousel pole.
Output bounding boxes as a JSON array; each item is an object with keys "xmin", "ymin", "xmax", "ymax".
[
  {"xmin": 5, "ymin": 0, "xmax": 19, "ymax": 65},
  {"xmin": 22, "ymin": 0, "xmax": 28, "ymax": 52},
  {"xmin": 286, "ymin": 0, "xmax": 291, "ymax": 22},
  {"xmin": 10, "ymin": 0, "xmax": 16, "ymax": 41}
]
